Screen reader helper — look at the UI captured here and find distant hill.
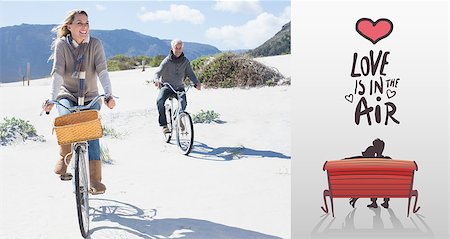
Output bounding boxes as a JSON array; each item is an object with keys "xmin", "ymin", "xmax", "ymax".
[
  {"xmin": 248, "ymin": 22, "xmax": 290, "ymax": 57},
  {"xmin": 0, "ymin": 24, "xmax": 220, "ymax": 83}
]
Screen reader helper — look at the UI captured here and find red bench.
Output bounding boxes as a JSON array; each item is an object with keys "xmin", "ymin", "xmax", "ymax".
[{"xmin": 321, "ymin": 158, "xmax": 420, "ymax": 217}]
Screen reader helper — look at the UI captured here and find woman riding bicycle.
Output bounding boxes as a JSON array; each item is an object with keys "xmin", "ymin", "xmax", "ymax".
[
  {"xmin": 153, "ymin": 39, "xmax": 201, "ymax": 134},
  {"xmin": 42, "ymin": 9, "xmax": 116, "ymax": 194}
]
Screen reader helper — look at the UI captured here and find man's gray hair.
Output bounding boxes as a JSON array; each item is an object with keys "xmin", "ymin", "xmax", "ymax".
[{"xmin": 171, "ymin": 39, "xmax": 183, "ymax": 49}]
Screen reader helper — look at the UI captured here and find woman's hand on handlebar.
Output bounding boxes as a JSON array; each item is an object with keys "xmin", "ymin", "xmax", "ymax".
[
  {"xmin": 105, "ymin": 96, "xmax": 116, "ymax": 109},
  {"xmin": 42, "ymin": 100, "xmax": 54, "ymax": 114}
]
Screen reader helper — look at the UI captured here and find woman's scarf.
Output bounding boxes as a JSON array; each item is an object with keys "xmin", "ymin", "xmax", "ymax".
[{"xmin": 66, "ymin": 34, "xmax": 89, "ymax": 80}]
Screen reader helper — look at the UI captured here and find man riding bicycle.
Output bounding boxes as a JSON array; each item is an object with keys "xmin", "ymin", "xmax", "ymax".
[{"xmin": 153, "ymin": 39, "xmax": 201, "ymax": 134}]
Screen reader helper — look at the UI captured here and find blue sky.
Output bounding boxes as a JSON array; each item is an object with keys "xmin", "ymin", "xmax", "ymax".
[{"xmin": 0, "ymin": 1, "xmax": 291, "ymax": 50}]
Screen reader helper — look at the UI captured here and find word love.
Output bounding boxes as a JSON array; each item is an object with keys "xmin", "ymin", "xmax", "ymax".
[{"xmin": 351, "ymin": 50, "xmax": 389, "ymax": 77}]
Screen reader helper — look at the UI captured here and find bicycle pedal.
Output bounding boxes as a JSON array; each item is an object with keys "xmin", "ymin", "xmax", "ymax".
[
  {"xmin": 89, "ymin": 188, "xmax": 105, "ymax": 195},
  {"xmin": 60, "ymin": 173, "xmax": 73, "ymax": 181}
]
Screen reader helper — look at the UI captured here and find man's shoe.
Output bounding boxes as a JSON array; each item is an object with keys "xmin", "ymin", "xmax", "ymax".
[
  {"xmin": 349, "ymin": 198, "xmax": 358, "ymax": 208},
  {"xmin": 367, "ymin": 202, "xmax": 378, "ymax": 208},
  {"xmin": 381, "ymin": 201, "xmax": 389, "ymax": 208},
  {"xmin": 162, "ymin": 125, "xmax": 170, "ymax": 134}
]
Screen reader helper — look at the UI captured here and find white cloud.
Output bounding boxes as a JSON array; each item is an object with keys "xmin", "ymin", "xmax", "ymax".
[
  {"xmin": 213, "ymin": 0, "xmax": 263, "ymax": 14},
  {"xmin": 206, "ymin": 10, "xmax": 291, "ymax": 49},
  {"xmin": 282, "ymin": 6, "xmax": 291, "ymax": 21},
  {"xmin": 138, "ymin": 4, "xmax": 204, "ymax": 24},
  {"xmin": 95, "ymin": 4, "xmax": 106, "ymax": 11}
]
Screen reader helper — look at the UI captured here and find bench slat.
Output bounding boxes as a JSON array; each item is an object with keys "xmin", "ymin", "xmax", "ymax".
[
  {"xmin": 328, "ymin": 170, "xmax": 413, "ymax": 176},
  {"xmin": 330, "ymin": 174, "xmax": 411, "ymax": 180},
  {"xmin": 324, "ymin": 159, "xmax": 417, "ymax": 171},
  {"xmin": 332, "ymin": 189, "xmax": 411, "ymax": 197},
  {"xmin": 330, "ymin": 177, "xmax": 412, "ymax": 184},
  {"xmin": 331, "ymin": 184, "xmax": 411, "ymax": 190}
]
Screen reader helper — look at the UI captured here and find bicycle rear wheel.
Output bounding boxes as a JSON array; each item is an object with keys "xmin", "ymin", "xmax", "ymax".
[
  {"xmin": 74, "ymin": 145, "xmax": 90, "ymax": 238},
  {"xmin": 164, "ymin": 103, "xmax": 173, "ymax": 142},
  {"xmin": 176, "ymin": 112, "xmax": 194, "ymax": 155}
]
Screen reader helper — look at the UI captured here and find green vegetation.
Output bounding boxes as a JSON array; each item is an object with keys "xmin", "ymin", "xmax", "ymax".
[
  {"xmin": 107, "ymin": 54, "xmax": 165, "ymax": 71},
  {"xmin": 102, "ymin": 125, "xmax": 124, "ymax": 139},
  {"xmin": 192, "ymin": 52, "xmax": 285, "ymax": 88},
  {"xmin": 150, "ymin": 55, "xmax": 165, "ymax": 67},
  {"xmin": 0, "ymin": 117, "xmax": 45, "ymax": 146},
  {"xmin": 192, "ymin": 110, "xmax": 221, "ymax": 123}
]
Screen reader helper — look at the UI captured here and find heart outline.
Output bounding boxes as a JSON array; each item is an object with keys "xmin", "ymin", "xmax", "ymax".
[
  {"xmin": 356, "ymin": 18, "xmax": 393, "ymax": 44},
  {"xmin": 386, "ymin": 89, "xmax": 396, "ymax": 99},
  {"xmin": 345, "ymin": 94, "xmax": 353, "ymax": 103}
]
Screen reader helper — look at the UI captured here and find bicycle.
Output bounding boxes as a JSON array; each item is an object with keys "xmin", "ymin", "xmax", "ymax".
[
  {"xmin": 42, "ymin": 93, "xmax": 114, "ymax": 238},
  {"xmin": 161, "ymin": 82, "xmax": 195, "ymax": 155}
]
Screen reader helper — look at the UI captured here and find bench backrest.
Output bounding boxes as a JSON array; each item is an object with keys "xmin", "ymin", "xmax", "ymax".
[{"xmin": 323, "ymin": 159, "xmax": 418, "ymax": 198}]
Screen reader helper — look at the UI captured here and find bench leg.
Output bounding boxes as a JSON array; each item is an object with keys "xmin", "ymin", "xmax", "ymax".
[
  {"xmin": 408, "ymin": 190, "xmax": 421, "ymax": 217},
  {"xmin": 321, "ymin": 190, "xmax": 335, "ymax": 217}
]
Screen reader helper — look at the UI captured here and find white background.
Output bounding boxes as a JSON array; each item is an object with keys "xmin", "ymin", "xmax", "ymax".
[{"xmin": 292, "ymin": 1, "xmax": 449, "ymax": 238}]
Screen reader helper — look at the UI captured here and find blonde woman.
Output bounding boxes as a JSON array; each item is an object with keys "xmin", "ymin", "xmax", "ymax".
[{"xmin": 43, "ymin": 10, "xmax": 115, "ymax": 194}]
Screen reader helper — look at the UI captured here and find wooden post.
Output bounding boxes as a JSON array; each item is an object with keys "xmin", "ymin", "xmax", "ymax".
[
  {"xmin": 142, "ymin": 59, "xmax": 145, "ymax": 72},
  {"xmin": 22, "ymin": 76, "xmax": 25, "ymax": 86},
  {"xmin": 27, "ymin": 63, "xmax": 30, "ymax": 86}
]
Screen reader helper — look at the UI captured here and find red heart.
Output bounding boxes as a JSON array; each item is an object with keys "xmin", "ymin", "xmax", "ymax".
[{"xmin": 356, "ymin": 18, "xmax": 393, "ymax": 44}]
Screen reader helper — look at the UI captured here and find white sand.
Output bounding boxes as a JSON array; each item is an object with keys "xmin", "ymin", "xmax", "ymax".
[{"xmin": 0, "ymin": 55, "xmax": 291, "ymax": 239}]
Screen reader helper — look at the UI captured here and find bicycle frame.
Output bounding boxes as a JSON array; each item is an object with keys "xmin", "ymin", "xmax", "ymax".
[
  {"xmin": 161, "ymin": 82, "xmax": 195, "ymax": 155},
  {"xmin": 163, "ymin": 82, "xmax": 192, "ymax": 127},
  {"xmin": 45, "ymin": 93, "xmax": 113, "ymax": 238}
]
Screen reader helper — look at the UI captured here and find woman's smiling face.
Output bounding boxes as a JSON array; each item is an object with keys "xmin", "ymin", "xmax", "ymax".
[{"xmin": 68, "ymin": 13, "xmax": 89, "ymax": 44}]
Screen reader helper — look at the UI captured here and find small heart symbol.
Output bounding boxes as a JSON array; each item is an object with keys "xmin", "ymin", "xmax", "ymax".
[
  {"xmin": 356, "ymin": 18, "xmax": 393, "ymax": 44},
  {"xmin": 345, "ymin": 94, "xmax": 353, "ymax": 103},
  {"xmin": 387, "ymin": 89, "xmax": 396, "ymax": 99}
]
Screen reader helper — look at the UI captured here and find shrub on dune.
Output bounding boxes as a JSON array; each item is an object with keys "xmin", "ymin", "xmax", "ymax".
[
  {"xmin": 0, "ymin": 117, "xmax": 45, "ymax": 146},
  {"xmin": 192, "ymin": 53, "xmax": 287, "ymax": 88}
]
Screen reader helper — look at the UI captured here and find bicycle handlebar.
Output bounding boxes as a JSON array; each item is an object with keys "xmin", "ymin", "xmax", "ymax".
[
  {"xmin": 161, "ymin": 82, "xmax": 195, "ymax": 95},
  {"xmin": 41, "ymin": 94, "xmax": 118, "ymax": 116}
]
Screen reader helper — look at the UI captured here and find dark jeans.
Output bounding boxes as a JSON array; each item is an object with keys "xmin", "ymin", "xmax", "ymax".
[{"xmin": 156, "ymin": 86, "xmax": 187, "ymax": 126}]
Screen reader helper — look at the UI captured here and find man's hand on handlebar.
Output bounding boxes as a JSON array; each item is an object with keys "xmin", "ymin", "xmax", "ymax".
[{"xmin": 195, "ymin": 83, "xmax": 202, "ymax": 90}]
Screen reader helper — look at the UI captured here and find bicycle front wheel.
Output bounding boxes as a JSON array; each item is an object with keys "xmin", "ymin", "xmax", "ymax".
[
  {"xmin": 176, "ymin": 112, "xmax": 194, "ymax": 155},
  {"xmin": 74, "ymin": 145, "xmax": 90, "ymax": 238}
]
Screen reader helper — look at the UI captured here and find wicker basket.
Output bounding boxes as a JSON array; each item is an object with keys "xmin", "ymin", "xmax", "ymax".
[{"xmin": 53, "ymin": 110, "xmax": 103, "ymax": 145}]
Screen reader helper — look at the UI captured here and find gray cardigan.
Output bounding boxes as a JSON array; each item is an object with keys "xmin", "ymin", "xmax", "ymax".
[
  {"xmin": 50, "ymin": 36, "xmax": 111, "ymax": 102},
  {"xmin": 154, "ymin": 52, "xmax": 200, "ymax": 90}
]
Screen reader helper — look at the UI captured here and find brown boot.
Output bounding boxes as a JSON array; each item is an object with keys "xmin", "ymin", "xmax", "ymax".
[
  {"xmin": 54, "ymin": 144, "xmax": 72, "ymax": 179},
  {"xmin": 89, "ymin": 160, "xmax": 106, "ymax": 195}
]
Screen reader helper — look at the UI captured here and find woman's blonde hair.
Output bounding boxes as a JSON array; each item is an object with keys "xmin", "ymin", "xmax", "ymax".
[{"xmin": 49, "ymin": 10, "xmax": 88, "ymax": 60}]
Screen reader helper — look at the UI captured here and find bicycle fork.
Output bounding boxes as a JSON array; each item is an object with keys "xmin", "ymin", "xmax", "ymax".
[{"xmin": 70, "ymin": 143, "xmax": 90, "ymax": 193}]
